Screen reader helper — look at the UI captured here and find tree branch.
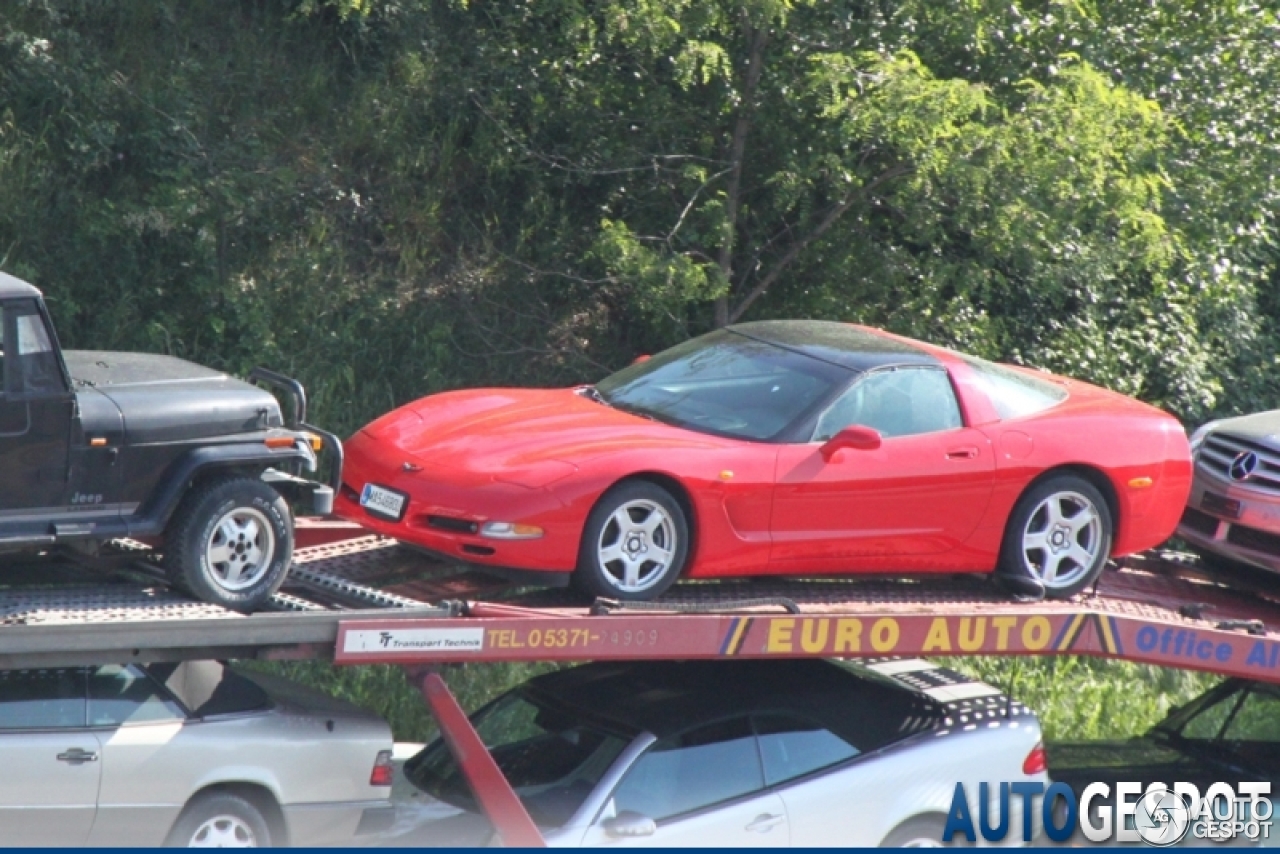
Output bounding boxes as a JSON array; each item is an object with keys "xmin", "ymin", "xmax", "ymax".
[
  {"xmin": 713, "ymin": 18, "xmax": 769, "ymax": 327},
  {"xmin": 666, "ymin": 167, "xmax": 733, "ymax": 244},
  {"xmin": 726, "ymin": 164, "xmax": 912, "ymax": 324}
]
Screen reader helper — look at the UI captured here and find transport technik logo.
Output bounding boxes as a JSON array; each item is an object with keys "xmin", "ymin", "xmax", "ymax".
[{"xmin": 944, "ymin": 781, "xmax": 1273, "ymax": 845}]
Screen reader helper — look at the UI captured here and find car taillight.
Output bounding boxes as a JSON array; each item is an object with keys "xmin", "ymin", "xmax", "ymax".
[
  {"xmin": 370, "ymin": 749, "xmax": 394, "ymax": 786},
  {"xmin": 1023, "ymin": 742, "xmax": 1047, "ymax": 775}
]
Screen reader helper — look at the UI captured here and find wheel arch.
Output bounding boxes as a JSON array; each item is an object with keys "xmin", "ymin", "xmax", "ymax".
[
  {"xmin": 588, "ymin": 471, "xmax": 700, "ymax": 562},
  {"xmin": 1015, "ymin": 463, "xmax": 1121, "ymax": 541},
  {"xmin": 879, "ymin": 811, "xmax": 954, "ymax": 846},
  {"xmin": 135, "ymin": 447, "xmax": 292, "ymax": 534},
  {"xmin": 171, "ymin": 781, "xmax": 289, "ymax": 847}
]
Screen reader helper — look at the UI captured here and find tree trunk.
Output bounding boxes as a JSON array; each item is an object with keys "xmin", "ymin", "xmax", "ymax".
[{"xmin": 713, "ymin": 19, "xmax": 768, "ymax": 328}]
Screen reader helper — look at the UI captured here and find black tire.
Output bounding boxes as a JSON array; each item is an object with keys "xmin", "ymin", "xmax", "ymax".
[
  {"xmin": 574, "ymin": 481, "xmax": 689, "ymax": 601},
  {"xmin": 880, "ymin": 814, "xmax": 968, "ymax": 847},
  {"xmin": 165, "ymin": 792, "xmax": 273, "ymax": 848},
  {"xmin": 164, "ymin": 476, "xmax": 293, "ymax": 613},
  {"xmin": 997, "ymin": 474, "xmax": 1112, "ymax": 599}
]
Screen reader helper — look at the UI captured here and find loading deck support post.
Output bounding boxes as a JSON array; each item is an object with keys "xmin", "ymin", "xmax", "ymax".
[{"xmin": 414, "ymin": 669, "xmax": 546, "ymax": 847}]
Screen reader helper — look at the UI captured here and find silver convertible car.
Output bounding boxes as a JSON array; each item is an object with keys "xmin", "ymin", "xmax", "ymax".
[
  {"xmin": 0, "ymin": 661, "xmax": 394, "ymax": 847},
  {"xmin": 382, "ymin": 658, "xmax": 1049, "ymax": 847}
]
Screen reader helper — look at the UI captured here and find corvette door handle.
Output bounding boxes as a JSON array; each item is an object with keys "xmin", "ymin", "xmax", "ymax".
[
  {"xmin": 56, "ymin": 748, "xmax": 98, "ymax": 763},
  {"xmin": 946, "ymin": 446, "xmax": 979, "ymax": 459},
  {"xmin": 746, "ymin": 813, "xmax": 785, "ymax": 833}
]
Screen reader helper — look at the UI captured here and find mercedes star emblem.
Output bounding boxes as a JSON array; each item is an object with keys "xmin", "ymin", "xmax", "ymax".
[{"xmin": 1229, "ymin": 451, "xmax": 1259, "ymax": 482}]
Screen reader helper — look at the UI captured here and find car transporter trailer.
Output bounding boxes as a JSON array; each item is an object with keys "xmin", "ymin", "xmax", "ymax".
[{"xmin": 4, "ymin": 523, "xmax": 1280, "ymax": 846}]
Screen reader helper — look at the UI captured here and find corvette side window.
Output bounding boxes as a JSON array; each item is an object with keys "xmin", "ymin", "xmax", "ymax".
[
  {"xmin": 814, "ymin": 368, "xmax": 962, "ymax": 441},
  {"xmin": 958, "ymin": 355, "xmax": 1067, "ymax": 420}
]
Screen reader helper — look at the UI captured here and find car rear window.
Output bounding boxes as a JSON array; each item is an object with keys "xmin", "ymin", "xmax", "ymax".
[
  {"xmin": 145, "ymin": 661, "xmax": 269, "ymax": 717},
  {"xmin": 754, "ymin": 713, "xmax": 859, "ymax": 785},
  {"xmin": 958, "ymin": 355, "xmax": 1067, "ymax": 420}
]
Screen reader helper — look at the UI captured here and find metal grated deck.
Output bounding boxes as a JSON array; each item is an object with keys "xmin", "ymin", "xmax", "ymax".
[{"xmin": 4, "ymin": 529, "xmax": 1280, "ymax": 681}]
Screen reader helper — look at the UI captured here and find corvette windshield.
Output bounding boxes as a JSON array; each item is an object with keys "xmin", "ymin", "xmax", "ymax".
[{"xmin": 595, "ymin": 329, "xmax": 851, "ymax": 441}]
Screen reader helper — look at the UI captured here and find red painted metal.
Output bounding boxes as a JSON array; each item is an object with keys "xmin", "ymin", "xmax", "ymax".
[
  {"xmin": 343, "ymin": 607, "xmax": 1280, "ymax": 685},
  {"xmin": 293, "ymin": 517, "xmax": 369, "ymax": 549},
  {"xmin": 333, "ymin": 323, "xmax": 1190, "ymax": 585},
  {"xmin": 463, "ymin": 601, "xmax": 563, "ymax": 619},
  {"xmin": 416, "ymin": 672, "xmax": 545, "ymax": 848},
  {"xmin": 331, "ymin": 554, "xmax": 1280, "ymax": 686}
]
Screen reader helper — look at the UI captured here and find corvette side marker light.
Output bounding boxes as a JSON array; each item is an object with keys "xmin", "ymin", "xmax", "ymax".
[
  {"xmin": 1128, "ymin": 476, "xmax": 1154, "ymax": 489},
  {"xmin": 89, "ymin": 437, "xmax": 108, "ymax": 447},
  {"xmin": 481, "ymin": 522, "xmax": 545, "ymax": 539},
  {"xmin": 719, "ymin": 470, "xmax": 734, "ymax": 481}
]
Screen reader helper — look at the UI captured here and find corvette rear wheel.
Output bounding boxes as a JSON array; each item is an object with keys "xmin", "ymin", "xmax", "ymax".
[
  {"xmin": 998, "ymin": 474, "xmax": 1112, "ymax": 599},
  {"xmin": 575, "ymin": 481, "xmax": 689, "ymax": 600}
]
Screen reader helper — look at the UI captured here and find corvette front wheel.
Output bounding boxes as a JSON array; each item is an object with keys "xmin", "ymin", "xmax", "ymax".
[
  {"xmin": 575, "ymin": 481, "xmax": 689, "ymax": 600},
  {"xmin": 998, "ymin": 474, "xmax": 1112, "ymax": 599}
]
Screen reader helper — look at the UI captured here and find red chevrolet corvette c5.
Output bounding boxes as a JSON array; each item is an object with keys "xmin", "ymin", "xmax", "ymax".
[{"xmin": 335, "ymin": 320, "xmax": 1191, "ymax": 600}]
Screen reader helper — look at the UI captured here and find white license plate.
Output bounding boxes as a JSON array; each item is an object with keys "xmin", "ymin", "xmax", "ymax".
[{"xmin": 360, "ymin": 483, "xmax": 408, "ymax": 521}]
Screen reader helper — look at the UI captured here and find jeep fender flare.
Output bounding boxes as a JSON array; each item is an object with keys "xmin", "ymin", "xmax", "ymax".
[{"xmin": 131, "ymin": 444, "xmax": 311, "ymax": 537}]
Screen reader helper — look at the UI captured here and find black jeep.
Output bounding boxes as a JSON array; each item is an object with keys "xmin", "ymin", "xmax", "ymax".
[{"xmin": 0, "ymin": 271, "xmax": 341, "ymax": 611}]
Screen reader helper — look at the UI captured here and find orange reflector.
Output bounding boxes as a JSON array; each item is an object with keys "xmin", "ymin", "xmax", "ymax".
[
  {"xmin": 89, "ymin": 437, "xmax": 107, "ymax": 447},
  {"xmin": 1128, "ymin": 476, "xmax": 1153, "ymax": 489},
  {"xmin": 719, "ymin": 470, "xmax": 734, "ymax": 481},
  {"xmin": 305, "ymin": 433, "xmax": 323, "ymax": 452},
  {"xmin": 264, "ymin": 436, "xmax": 295, "ymax": 449}
]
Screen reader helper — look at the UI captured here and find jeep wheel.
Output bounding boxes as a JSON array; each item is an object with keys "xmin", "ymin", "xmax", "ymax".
[{"xmin": 164, "ymin": 476, "xmax": 292, "ymax": 612}]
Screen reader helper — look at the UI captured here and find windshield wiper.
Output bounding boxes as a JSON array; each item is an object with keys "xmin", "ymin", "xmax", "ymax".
[
  {"xmin": 578, "ymin": 385, "xmax": 610, "ymax": 406},
  {"xmin": 611, "ymin": 401, "xmax": 661, "ymax": 423}
]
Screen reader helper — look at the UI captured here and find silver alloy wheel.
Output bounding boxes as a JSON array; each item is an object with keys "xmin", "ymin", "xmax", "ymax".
[
  {"xmin": 1020, "ymin": 490, "xmax": 1102, "ymax": 590},
  {"xmin": 900, "ymin": 838, "xmax": 944, "ymax": 848},
  {"xmin": 597, "ymin": 498, "xmax": 678, "ymax": 593},
  {"xmin": 205, "ymin": 507, "xmax": 275, "ymax": 592},
  {"xmin": 188, "ymin": 815, "xmax": 258, "ymax": 848}
]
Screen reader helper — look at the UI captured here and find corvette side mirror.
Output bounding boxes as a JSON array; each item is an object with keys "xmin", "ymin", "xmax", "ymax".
[
  {"xmin": 820, "ymin": 425, "xmax": 882, "ymax": 461},
  {"xmin": 631, "ymin": 354, "xmax": 651, "ymax": 365}
]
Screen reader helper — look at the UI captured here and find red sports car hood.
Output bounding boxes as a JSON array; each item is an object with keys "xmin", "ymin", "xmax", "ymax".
[{"xmin": 360, "ymin": 387, "xmax": 732, "ymax": 473}]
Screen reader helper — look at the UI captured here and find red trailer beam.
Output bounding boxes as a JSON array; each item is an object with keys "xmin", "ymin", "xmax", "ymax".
[
  {"xmin": 416, "ymin": 671, "xmax": 545, "ymax": 847},
  {"xmin": 341, "ymin": 606, "xmax": 1280, "ymax": 684}
]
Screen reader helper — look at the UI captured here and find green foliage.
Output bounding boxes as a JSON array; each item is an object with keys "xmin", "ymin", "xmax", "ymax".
[
  {"xmin": 2, "ymin": 0, "xmax": 1279, "ymax": 428},
  {"xmin": 248, "ymin": 656, "xmax": 1217, "ymax": 744},
  {"xmin": 242, "ymin": 659, "xmax": 564, "ymax": 744},
  {"xmin": 943, "ymin": 656, "xmax": 1219, "ymax": 741}
]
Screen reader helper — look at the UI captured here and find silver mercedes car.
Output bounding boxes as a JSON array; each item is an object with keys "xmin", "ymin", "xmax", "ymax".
[
  {"xmin": 1178, "ymin": 413, "xmax": 1280, "ymax": 573},
  {"xmin": 0, "ymin": 661, "xmax": 394, "ymax": 847},
  {"xmin": 382, "ymin": 658, "xmax": 1049, "ymax": 847}
]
